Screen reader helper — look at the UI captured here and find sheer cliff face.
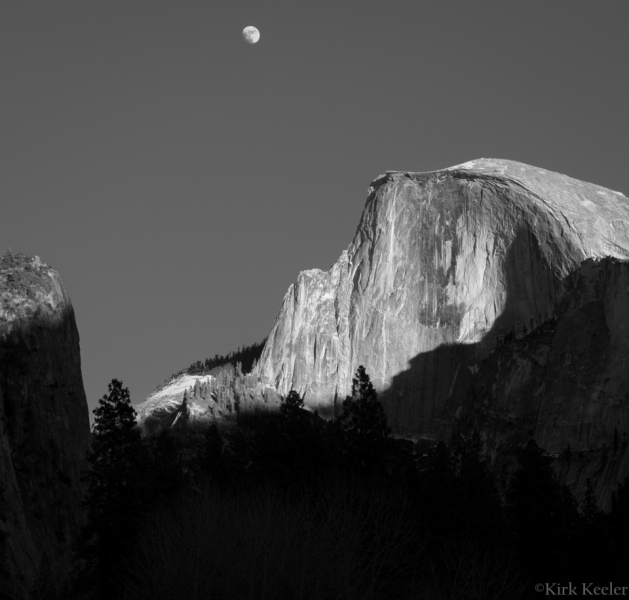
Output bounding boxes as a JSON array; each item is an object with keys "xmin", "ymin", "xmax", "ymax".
[
  {"xmin": 256, "ymin": 159, "xmax": 629, "ymax": 445},
  {"xmin": 0, "ymin": 254, "xmax": 91, "ymax": 591},
  {"xmin": 470, "ymin": 256, "xmax": 629, "ymax": 510}
]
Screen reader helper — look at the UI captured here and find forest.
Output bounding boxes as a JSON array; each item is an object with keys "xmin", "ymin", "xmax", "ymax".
[
  {"xmin": 152, "ymin": 338, "xmax": 267, "ymax": 396},
  {"xmin": 34, "ymin": 363, "xmax": 629, "ymax": 600}
]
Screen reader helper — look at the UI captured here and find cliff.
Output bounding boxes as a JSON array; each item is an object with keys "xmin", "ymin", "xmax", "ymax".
[
  {"xmin": 466, "ymin": 255, "xmax": 629, "ymax": 509},
  {"xmin": 0, "ymin": 253, "xmax": 91, "ymax": 593},
  {"xmin": 255, "ymin": 158, "xmax": 629, "ymax": 508}
]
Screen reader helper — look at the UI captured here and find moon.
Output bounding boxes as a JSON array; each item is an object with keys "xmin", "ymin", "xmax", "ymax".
[{"xmin": 242, "ymin": 26, "xmax": 260, "ymax": 44}]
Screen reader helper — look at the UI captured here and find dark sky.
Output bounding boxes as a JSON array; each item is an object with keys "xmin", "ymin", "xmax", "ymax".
[{"xmin": 2, "ymin": 1, "xmax": 628, "ymax": 419}]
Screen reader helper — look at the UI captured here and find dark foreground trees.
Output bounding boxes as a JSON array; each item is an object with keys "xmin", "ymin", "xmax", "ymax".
[
  {"xmin": 506, "ymin": 440, "xmax": 580, "ymax": 581},
  {"xmin": 78, "ymin": 379, "xmax": 144, "ymax": 599},
  {"xmin": 68, "ymin": 368, "xmax": 628, "ymax": 599},
  {"xmin": 76, "ymin": 380, "xmax": 186, "ymax": 599},
  {"xmin": 121, "ymin": 474, "xmax": 424, "ymax": 600},
  {"xmin": 338, "ymin": 365, "xmax": 392, "ymax": 472}
]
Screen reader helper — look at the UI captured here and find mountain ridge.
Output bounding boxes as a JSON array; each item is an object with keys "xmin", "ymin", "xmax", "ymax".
[
  {"xmin": 252, "ymin": 158, "xmax": 629, "ymax": 508},
  {"xmin": 256, "ymin": 158, "xmax": 629, "ymax": 412},
  {"xmin": 138, "ymin": 158, "xmax": 629, "ymax": 508}
]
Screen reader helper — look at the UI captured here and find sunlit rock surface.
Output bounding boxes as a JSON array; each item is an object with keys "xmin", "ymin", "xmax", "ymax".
[
  {"xmin": 136, "ymin": 368, "xmax": 281, "ymax": 435},
  {"xmin": 0, "ymin": 253, "xmax": 91, "ymax": 591},
  {"xmin": 137, "ymin": 373, "xmax": 222, "ymax": 434},
  {"xmin": 255, "ymin": 158, "xmax": 629, "ymax": 507}
]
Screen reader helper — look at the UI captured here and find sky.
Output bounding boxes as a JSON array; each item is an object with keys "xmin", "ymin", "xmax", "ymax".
[{"xmin": 1, "ymin": 1, "xmax": 628, "ymax": 419}]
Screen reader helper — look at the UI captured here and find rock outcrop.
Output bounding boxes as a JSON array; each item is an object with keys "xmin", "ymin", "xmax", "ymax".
[
  {"xmin": 0, "ymin": 253, "xmax": 91, "ymax": 593},
  {"xmin": 136, "ymin": 368, "xmax": 281, "ymax": 435},
  {"xmin": 255, "ymin": 158, "xmax": 629, "ymax": 508}
]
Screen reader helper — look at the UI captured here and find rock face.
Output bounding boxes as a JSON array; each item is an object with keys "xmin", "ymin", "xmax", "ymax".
[
  {"xmin": 255, "ymin": 158, "xmax": 629, "ymax": 508},
  {"xmin": 136, "ymin": 368, "xmax": 281, "ymax": 435},
  {"xmin": 467, "ymin": 255, "xmax": 629, "ymax": 509},
  {"xmin": 0, "ymin": 253, "xmax": 91, "ymax": 592},
  {"xmin": 138, "ymin": 373, "xmax": 225, "ymax": 435}
]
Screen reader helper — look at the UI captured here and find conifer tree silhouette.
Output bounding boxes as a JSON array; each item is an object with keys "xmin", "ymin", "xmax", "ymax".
[
  {"xmin": 338, "ymin": 366, "xmax": 391, "ymax": 471},
  {"xmin": 81, "ymin": 379, "xmax": 143, "ymax": 599},
  {"xmin": 280, "ymin": 389, "xmax": 305, "ymax": 420},
  {"xmin": 506, "ymin": 439, "xmax": 579, "ymax": 581}
]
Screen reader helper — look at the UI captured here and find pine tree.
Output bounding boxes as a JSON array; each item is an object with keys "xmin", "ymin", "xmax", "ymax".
[
  {"xmin": 417, "ymin": 437, "xmax": 494, "ymax": 534},
  {"xmin": 281, "ymin": 389, "xmax": 305, "ymax": 419},
  {"xmin": 506, "ymin": 440, "xmax": 579, "ymax": 581},
  {"xmin": 338, "ymin": 366, "xmax": 391, "ymax": 471},
  {"xmin": 571, "ymin": 477, "xmax": 610, "ymax": 581},
  {"xmin": 81, "ymin": 379, "xmax": 143, "ymax": 599}
]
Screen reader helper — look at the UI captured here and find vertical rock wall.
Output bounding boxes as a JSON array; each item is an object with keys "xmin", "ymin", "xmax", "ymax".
[
  {"xmin": 0, "ymin": 253, "xmax": 91, "ymax": 593},
  {"xmin": 257, "ymin": 251, "xmax": 352, "ymax": 416},
  {"xmin": 257, "ymin": 159, "xmax": 629, "ymax": 434},
  {"xmin": 468, "ymin": 257, "xmax": 629, "ymax": 510}
]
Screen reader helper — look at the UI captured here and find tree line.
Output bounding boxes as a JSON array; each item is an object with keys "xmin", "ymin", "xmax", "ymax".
[
  {"xmin": 153, "ymin": 338, "xmax": 267, "ymax": 395},
  {"xmin": 36, "ymin": 367, "xmax": 629, "ymax": 599}
]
